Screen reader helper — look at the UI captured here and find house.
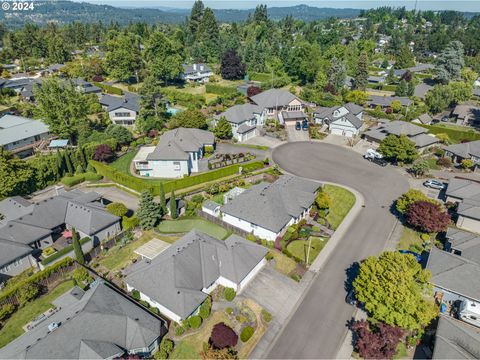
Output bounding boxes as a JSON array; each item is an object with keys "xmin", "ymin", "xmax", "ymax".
[
  {"xmin": 445, "ymin": 141, "xmax": 480, "ymax": 168},
  {"xmin": 216, "ymin": 103, "xmax": 265, "ymax": 142},
  {"xmin": 249, "ymin": 89, "xmax": 305, "ymax": 124},
  {"xmin": 181, "ymin": 63, "xmax": 213, "ymax": 83},
  {"xmin": 0, "ymin": 190, "xmax": 121, "ymax": 283},
  {"xmin": 445, "ymin": 227, "xmax": 480, "ymax": 264},
  {"xmin": 393, "ymin": 63, "xmax": 435, "ymax": 78},
  {"xmin": 223, "ymin": 187, "xmax": 246, "ymax": 204},
  {"xmin": 362, "ymin": 120, "xmax": 439, "ymax": 151},
  {"xmin": 412, "ymin": 113, "xmax": 433, "ymax": 125},
  {"xmin": 445, "ymin": 178, "xmax": 480, "ymax": 204},
  {"xmin": 0, "ymin": 114, "xmax": 51, "ymax": 158},
  {"xmin": 220, "ymin": 175, "xmax": 319, "ymax": 241},
  {"xmin": 366, "ymin": 95, "xmax": 413, "ymax": 109},
  {"xmin": 99, "ymin": 92, "xmax": 140, "ymax": 126},
  {"xmin": 367, "ymin": 75, "xmax": 386, "ymax": 84},
  {"xmin": 72, "ymin": 78, "xmax": 102, "ymax": 95},
  {"xmin": 452, "ymin": 105, "xmax": 480, "ymax": 126},
  {"xmin": 125, "ymin": 230, "xmax": 267, "ymax": 322},
  {"xmin": 432, "ymin": 315, "xmax": 480, "ymax": 359},
  {"xmin": 313, "ymin": 102, "xmax": 364, "ymax": 138},
  {"xmin": 414, "ymin": 82, "xmax": 434, "ymax": 100},
  {"xmin": 457, "ymin": 198, "xmax": 480, "ymax": 234},
  {"xmin": 0, "ymin": 281, "xmax": 168, "ymax": 359},
  {"xmin": 132, "ymin": 128, "xmax": 215, "ymax": 178},
  {"xmin": 45, "ymin": 63, "xmax": 65, "ymax": 74}
]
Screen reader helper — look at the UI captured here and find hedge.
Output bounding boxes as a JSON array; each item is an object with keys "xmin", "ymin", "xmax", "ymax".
[
  {"xmin": 248, "ymin": 72, "xmax": 271, "ymax": 82},
  {"xmin": 240, "ymin": 326, "xmax": 255, "ymax": 342},
  {"xmin": 162, "ymin": 88, "xmax": 205, "ymax": 108},
  {"xmin": 90, "ymin": 160, "xmax": 264, "ymax": 195},
  {"xmin": 0, "ymin": 257, "xmax": 73, "ymax": 304},
  {"xmin": 41, "ymin": 237, "xmax": 91, "ymax": 266},
  {"xmin": 92, "ymin": 82, "xmax": 123, "ymax": 95},
  {"xmin": 418, "ymin": 124, "xmax": 480, "ymax": 143},
  {"xmin": 61, "ymin": 172, "xmax": 103, "ymax": 187},
  {"xmin": 205, "ymin": 84, "xmax": 239, "ymax": 97}
]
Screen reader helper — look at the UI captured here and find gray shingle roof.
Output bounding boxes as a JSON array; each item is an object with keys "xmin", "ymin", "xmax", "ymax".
[
  {"xmin": 182, "ymin": 63, "xmax": 212, "ymax": 75},
  {"xmin": 220, "ymin": 103, "xmax": 262, "ymax": 124},
  {"xmin": 100, "ymin": 92, "xmax": 140, "ymax": 113},
  {"xmin": 414, "ymin": 82, "xmax": 433, "ymax": 99},
  {"xmin": 249, "ymin": 89, "xmax": 299, "ymax": 108},
  {"xmin": 221, "ymin": 175, "xmax": 319, "ymax": 233},
  {"xmin": 446, "ymin": 178, "xmax": 480, "ymax": 201},
  {"xmin": 147, "ymin": 128, "xmax": 214, "ymax": 161},
  {"xmin": 125, "ymin": 230, "xmax": 267, "ymax": 320},
  {"xmin": 367, "ymin": 95, "xmax": 413, "ymax": 107},
  {"xmin": 0, "ymin": 282, "xmax": 166, "ymax": 359},
  {"xmin": 433, "ymin": 315, "xmax": 480, "ymax": 359},
  {"xmin": 0, "ymin": 115, "xmax": 50, "ymax": 147},
  {"xmin": 458, "ymin": 198, "xmax": 480, "ymax": 221},
  {"xmin": 415, "ymin": 113, "xmax": 433, "ymax": 124},
  {"xmin": 330, "ymin": 112, "xmax": 363, "ymax": 129},
  {"xmin": 445, "ymin": 141, "xmax": 480, "ymax": 160},
  {"xmin": 446, "ymin": 228, "xmax": 480, "ymax": 264},
  {"xmin": 426, "ymin": 247, "xmax": 480, "ymax": 301},
  {"xmin": 412, "ymin": 133, "xmax": 439, "ymax": 148},
  {"xmin": 202, "ymin": 200, "xmax": 221, "ymax": 212},
  {"xmin": 453, "ymin": 105, "xmax": 480, "ymax": 122},
  {"xmin": 237, "ymin": 124, "xmax": 256, "ymax": 134},
  {"xmin": 0, "ymin": 239, "xmax": 32, "ymax": 268}
]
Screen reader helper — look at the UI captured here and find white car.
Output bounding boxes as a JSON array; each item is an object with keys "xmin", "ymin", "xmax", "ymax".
[
  {"xmin": 423, "ymin": 179, "xmax": 446, "ymax": 190},
  {"xmin": 364, "ymin": 149, "xmax": 383, "ymax": 159}
]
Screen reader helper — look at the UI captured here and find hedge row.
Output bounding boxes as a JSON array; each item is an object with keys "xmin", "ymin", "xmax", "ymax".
[
  {"xmin": 0, "ymin": 258, "xmax": 74, "ymax": 304},
  {"xmin": 92, "ymin": 82, "xmax": 123, "ymax": 95},
  {"xmin": 61, "ymin": 172, "xmax": 103, "ymax": 187},
  {"xmin": 90, "ymin": 160, "xmax": 264, "ymax": 195},
  {"xmin": 419, "ymin": 124, "xmax": 480, "ymax": 143},
  {"xmin": 162, "ymin": 88, "xmax": 205, "ymax": 108},
  {"xmin": 248, "ymin": 72, "xmax": 271, "ymax": 82},
  {"xmin": 41, "ymin": 237, "xmax": 91, "ymax": 266},
  {"xmin": 205, "ymin": 84, "xmax": 239, "ymax": 97}
]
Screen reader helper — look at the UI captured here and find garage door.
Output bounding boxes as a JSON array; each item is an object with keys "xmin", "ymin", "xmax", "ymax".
[
  {"xmin": 330, "ymin": 128, "xmax": 343, "ymax": 136},
  {"xmin": 344, "ymin": 130, "xmax": 354, "ymax": 138}
]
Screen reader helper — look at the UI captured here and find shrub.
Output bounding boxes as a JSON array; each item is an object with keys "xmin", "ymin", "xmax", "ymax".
[
  {"xmin": 131, "ymin": 290, "xmax": 141, "ymax": 300},
  {"xmin": 175, "ymin": 324, "xmax": 186, "ymax": 336},
  {"xmin": 61, "ymin": 174, "xmax": 85, "ymax": 187},
  {"xmin": 406, "ymin": 201, "xmax": 451, "ymax": 233},
  {"xmin": 261, "ymin": 309, "xmax": 272, "ymax": 323},
  {"xmin": 224, "ymin": 287, "xmax": 236, "ymax": 301},
  {"xmin": 240, "ymin": 326, "xmax": 255, "ymax": 342},
  {"xmin": 83, "ymin": 172, "xmax": 103, "ymax": 181},
  {"xmin": 72, "ymin": 268, "xmax": 93, "ymax": 287},
  {"xmin": 0, "ymin": 304, "xmax": 16, "ymax": 322},
  {"xmin": 420, "ymin": 233, "xmax": 430, "ymax": 241},
  {"xmin": 199, "ymin": 297, "xmax": 212, "ymax": 320},
  {"xmin": 92, "ymin": 81, "xmax": 123, "ymax": 95},
  {"xmin": 436, "ymin": 157, "xmax": 452, "ymax": 168},
  {"xmin": 396, "ymin": 189, "xmax": 439, "ymax": 214},
  {"xmin": 462, "ymin": 159, "xmax": 474, "ymax": 169},
  {"xmin": 93, "ymin": 144, "xmax": 115, "ymax": 162},
  {"xmin": 265, "ymin": 252, "xmax": 274, "ymax": 261},
  {"xmin": 155, "ymin": 338, "xmax": 174, "ymax": 359},
  {"xmin": 225, "ymin": 307, "xmax": 233, "ymax": 315},
  {"xmin": 75, "ymin": 165, "xmax": 85, "ymax": 174},
  {"xmin": 209, "ymin": 322, "xmax": 238, "ymax": 349},
  {"xmin": 122, "ymin": 215, "xmax": 139, "ymax": 230},
  {"xmin": 17, "ymin": 283, "xmax": 40, "ymax": 306},
  {"xmin": 42, "ymin": 247, "xmax": 55, "ymax": 257},
  {"xmin": 351, "ymin": 319, "xmax": 404, "ymax": 359},
  {"xmin": 106, "ymin": 202, "xmax": 128, "ymax": 217},
  {"xmin": 189, "ymin": 315, "xmax": 202, "ymax": 329}
]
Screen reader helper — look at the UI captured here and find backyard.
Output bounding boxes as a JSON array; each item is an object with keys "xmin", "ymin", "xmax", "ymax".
[
  {"xmin": 157, "ymin": 217, "xmax": 231, "ymax": 240},
  {"xmin": 110, "ymin": 150, "xmax": 138, "ymax": 175},
  {"xmin": 323, "ymin": 184, "xmax": 356, "ymax": 230}
]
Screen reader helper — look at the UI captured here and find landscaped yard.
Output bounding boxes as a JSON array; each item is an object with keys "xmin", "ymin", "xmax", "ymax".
[
  {"xmin": 110, "ymin": 150, "xmax": 138, "ymax": 175},
  {"xmin": 157, "ymin": 217, "xmax": 231, "ymax": 240},
  {"xmin": 0, "ymin": 279, "xmax": 75, "ymax": 348},
  {"xmin": 267, "ymin": 250, "xmax": 297, "ymax": 276},
  {"xmin": 286, "ymin": 236, "xmax": 328, "ymax": 265},
  {"xmin": 323, "ymin": 184, "xmax": 356, "ymax": 230},
  {"xmin": 397, "ymin": 227, "xmax": 429, "ymax": 253}
]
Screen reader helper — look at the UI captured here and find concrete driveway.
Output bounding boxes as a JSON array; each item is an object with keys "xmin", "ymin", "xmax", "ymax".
[
  {"xmin": 82, "ymin": 185, "xmax": 140, "ymax": 211},
  {"xmin": 244, "ymin": 135, "xmax": 284, "ymax": 148},
  {"xmin": 268, "ymin": 142, "xmax": 409, "ymax": 359},
  {"xmin": 286, "ymin": 124, "xmax": 310, "ymax": 142}
]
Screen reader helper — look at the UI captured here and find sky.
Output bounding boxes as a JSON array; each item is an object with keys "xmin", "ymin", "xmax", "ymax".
[{"xmin": 71, "ymin": 0, "xmax": 480, "ymax": 12}]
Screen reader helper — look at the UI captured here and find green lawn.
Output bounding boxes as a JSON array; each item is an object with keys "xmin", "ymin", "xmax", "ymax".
[
  {"xmin": 397, "ymin": 227, "xmax": 427, "ymax": 253},
  {"xmin": 170, "ymin": 341, "xmax": 200, "ymax": 359},
  {"xmin": 157, "ymin": 217, "xmax": 231, "ymax": 240},
  {"xmin": 230, "ymin": 143, "xmax": 270, "ymax": 151},
  {"xmin": 424, "ymin": 157, "xmax": 440, "ymax": 170},
  {"xmin": 268, "ymin": 250, "xmax": 297, "ymax": 276},
  {"xmin": 110, "ymin": 150, "xmax": 138, "ymax": 175},
  {"xmin": 286, "ymin": 236, "xmax": 327, "ymax": 265},
  {"xmin": 0, "ymin": 280, "xmax": 75, "ymax": 348},
  {"xmin": 323, "ymin": 185, "xmax": 356, "ymax": 230}
]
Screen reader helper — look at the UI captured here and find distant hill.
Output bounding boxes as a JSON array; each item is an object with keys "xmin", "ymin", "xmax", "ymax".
[{"xmin": 0, "ymin": 1, "xmax": 362, "ymax": 28}]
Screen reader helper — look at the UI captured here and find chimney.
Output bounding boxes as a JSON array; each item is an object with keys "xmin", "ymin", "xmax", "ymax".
[{"xmin": 193, "ymin": 64, "xmax": 197, "ymax": 71}]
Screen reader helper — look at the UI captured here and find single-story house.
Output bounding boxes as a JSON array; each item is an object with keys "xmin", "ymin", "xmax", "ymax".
[
  {"xmin": 457, "ymin": 198, "xmax": 480, "ymax": 234},
  {"xmin": 249, "ymin": 89, "xmax": 305, "ymax": 124},
  {"xmin": 432, "ymin": 315, "xmax": 480, "ymax": 359},
  {"xmin": 72, "ymin": 78, "xmax": 102, "ymax": 95},
  {"xmin": 414, "ymin": 82, "xmax": 434, "ymax": 100},
  {"xmin": 452, "ymin": 105, "xmax": 480, "ymax": 126},
  {"xmin": 125, "ymin": 230, "xmax": 267, "ymax": 323},
  {"xmin": 445, "ymin": 178, "xmax": 480, "ymax": 204},
  {"xmin": 0, "ymin": 190, "xmax": 120, "ymax": 283},
  {"xmin": 0, "ymin": 281, "xmax": 168, "ymax": 359},
  {"xmin": 132, "ymin": 128, "xmax": 215, "ymax": 178},
  {"xmin": 216, "ymin": 103, "xmax": 265, "ymax": 142},
  {"xmin": 0, "ymin": 114, "xmax": 51, "ymax": 158},
  {"xmin": 45, "ymin": 63, "xmax": 65, "ymax": 74},
  {"xmin": 367, "ymin": 75, "xmax": 386, "ymax": 84},
  {"xmin": 412, "ymin": 113, "xmax": 433, "ymax": 125},
  {"xmin": 445, "ymin": 227, "xmax": 480, "ymax": 264},
  {"xmin": 181, "ymin": 63, "xmax": 213, "ymax": 83},
  {"xmin": 362, "ymin": 120, "xmax": 439, "ymax": 151},
  {"xmin": 394, "ymin": 63, "xmax": 435, "ymax": 78},
  {"xmin": 223, "ymin": 187, "xmax": 246, "ymax": 204},
  {"xmin": 220, "ymin": 175, "xmax": 319, "ymax": 241},
  {"xmin": 313, "ymin": 102, "xmax": 364, "ymax": 138},
  {"xmin": 99, "ymin": 92, "xmax": 140, "ymax": 126},
  {"xmin": 445, "ymin": 141, "xmax": 480, "ymax": 168},
  {"xmin": 366, "ymin": 95, "xmax": 413, "ymax": 109},
  {"xmin": 202, "ymin": 200, "xmax": 221, "ymax": 217}
]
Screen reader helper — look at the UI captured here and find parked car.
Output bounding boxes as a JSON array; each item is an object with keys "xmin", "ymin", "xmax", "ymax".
[
  {"xmin": 367, "ymin": 156, "xmax": 388, "ymax": 167},
  {"xmin": 441, "ymin": 116, "xmax": 449, "ymax": 122},
  {"xmin": 364, "ymin": 148, "xmax": 383, "ymax": 160},
  {"xmin": 423, "ymin": 179, "xmax": 446, "ymax": 190},
  {"xmin": 295, "ymin": 121, "xmax": 301, "ymax": 131},
  {"xmin": 399, "ymin": 249, "xmax": 422, "ymax": 262},
  {"xmin": 345, "ymin": 289, "xmax": 357, "ymax": 306},
  {"xmin": 302, "ymin": 120, "xmax": 309, "ymax": 131}
]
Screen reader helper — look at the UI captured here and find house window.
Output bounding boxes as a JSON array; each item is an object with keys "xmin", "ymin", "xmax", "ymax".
[
  {"xmin": 173, "ymin": 162, "xmax": 181, "ymax": 170},
  {"xmin": 114, "ymin": 112, "xmax": 130, "ymax": 117}
]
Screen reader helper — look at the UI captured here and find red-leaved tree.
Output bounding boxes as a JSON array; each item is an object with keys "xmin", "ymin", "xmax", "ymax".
[
  {"xmin": 247, "ymin": 86, "xmax": 262, "ymax": 97},
  {"xmin": 405, "ymin": 200, "xmax": 450, "ymax": 233},
  {"xmin": 93, "ymin": 144, "xmax": 115, "ymax": 163},
  {"xmin": 351, "ymin": 319, "xmax": 404, "ymax": 359},
  {"xmin": 209, "ymin": 322, "xmax": 238, "ymax": 349}
]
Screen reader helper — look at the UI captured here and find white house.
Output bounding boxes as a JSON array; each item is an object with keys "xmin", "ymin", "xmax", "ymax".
[
  {"xmin": 181, "ymin": 63, "xmax": 213, "ymax": 83},
  {"xmin": 132, "ymin": 128, "xmax": 215, "ymax": 178},
  {"xmin": 99, "ymin": 92, "xmax": 140, "ymax": 126},
  {"xmin": 216, "ymin": 103, "xmax": 265, "ymax": 142},
  {"xmin": 249, "ymin": 89, "xmax": 306, "ymax": 125},
  {"xmin": 125, "ymin": 230, "xmax": 267, "ymax": 323},
  {"xmin": 219, "ymin": 175, "xmax": 319, "ymax": 241},
  {"xmin": 0, "ymin": 114, "xmax": 51, "ymax": 158},
  {"xmin": 314, "ymin": 102, "xmax": 364, "ymax": 138}
]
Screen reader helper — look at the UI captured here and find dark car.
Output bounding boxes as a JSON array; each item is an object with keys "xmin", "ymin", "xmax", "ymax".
[
  {"xmin": 441, "ymin": 116, "xmax": 450, "ymax": 122},
  {"xmin": 368, "ymin": 157, "xmax": 388, "ymax": 167},
  {"xmin": 399, "ymin": 249, "xmax": 422, "ymax": 262},
  {"xmin": 295, "ymin": 121, "xmax": 301, "ymax": 130},
  {"xmin": 346, "ymin": 289, "xmax": 357, "ymax": 306},
  {"xmin": 302, "ymin": 120, "xmax": 309, "ymax": 131}
]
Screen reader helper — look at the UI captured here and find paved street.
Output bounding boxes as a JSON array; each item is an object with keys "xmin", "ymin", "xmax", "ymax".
[{"xmin": 267, "ymin": 142, "xmax": 409, "ymax": 359}]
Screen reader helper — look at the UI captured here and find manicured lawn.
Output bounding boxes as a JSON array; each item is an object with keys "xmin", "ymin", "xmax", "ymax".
[
  {"xmin": 397, "ymin": 227, "xmax": 427, "ymax": 253},
  {"xmin": 0, "ymin": 280, "xmax": 75, "ymax": 348},
  {"xmin": 268, "ymin": 250, "xmax": 297, "ymax": 276},
  {"xmin": 230, "ymin": 143, "xmax": 270, "ymax": 151},
  {"xmin": 286, "ymin": 236, "xmax": 327, "ymax": 265},
  {"xmin": 110, "ymin": 150, "xmax": 137, "ymax": 175},
  {"xmin": 157, "ymin": 217, "xmax": 231, "ymax": 240},
  {"xmin": 424, "ymin": 157, "xmax": 440, "ymax": 170},
  {"xmin": 323, "ymin": 184, "xmax": 356, "ymax": 230},
  {"xmin": 170, "ymin": 341, "xmax": 200, "ymax": 359},
  {"xmin": 97, "ymin": 231, "xmax": 179, "ymax": 271}
]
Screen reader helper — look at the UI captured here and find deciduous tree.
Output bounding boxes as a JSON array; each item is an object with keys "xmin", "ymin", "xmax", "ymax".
[
  {"xmin": 406, "ymin": 200, "xmax": 451, "ymax": 233},
  {"xmin": 351, "ymin": 320, "xmax": 404, "ymax": 359},
  {"xmin": 169, "ymin": 109, "xmax": 207, "ymax": 129},
  {"xmin": 221, "ymin": 49, "xmax": 246, "ymax": 80},
  {"xmin": 209, "ymin": 323, "xmax": 238, "ymax": 349},
  {"xmin": 378, "ymin": 135, "xmax": 418, "ymax": 164}
]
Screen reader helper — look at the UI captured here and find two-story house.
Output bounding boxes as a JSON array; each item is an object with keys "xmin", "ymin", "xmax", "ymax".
[
  {"xmin": 216, "ymin": 103, "xmax": 265, "ymax": 142},
  {"xmin": 249, "ymin": 89, "xmax": 306, "ymax": 125},
  {"xmin": 181, "ymin": 63, "xmax": 213, "ymax": 83},
  {"xmin": 313, "ymin": 102, "xmax": 364, "ymax": 138},
  {"xmin": 133, "ymin": 128, "xmax": 215, "ymax": 178},
  {"xmin": 99, "ymin": 92, "xmax": 140, "ymax": 126}
]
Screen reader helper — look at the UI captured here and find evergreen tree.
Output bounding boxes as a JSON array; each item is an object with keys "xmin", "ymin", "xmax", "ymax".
[
  {"xmin": 354, "ymin": 51, "xmax": 369, "ymax": 90},
  {"xmin": 188, "ymin": 0, "xmax": 205, "ymax": 41},
  {"xmin": 137, "ymin": 191, "xmax": 161, "ymax": 230},
  {"xmin": 64, "ymin": 151, "xmax": 74, "ymax": 174},
  {"xmin": 214, "ymin": 117, "xmax": 233, "ymax": 139},
  {"xmin": 170, "ymin": 189, "xmax": 178, "ymax": 219},
  {"xmin": 328, "ymin": 57, "xmax": 347, "ymax": 94},
  {"xmin": 72, "ymin": 227, "xmax": 85, "ymax": 265},
  {"xmin": 56, "ymin": 150, "xmax": 64, "ymax": 178},
  {"xmin": 159, "ymin": 183, "xmax": 167, "ymax": 215},
  {"xmin": 395, "ymin": 45, "xmax": 415, "ymax": 69},
  {"xmin": 77, "ymin": 147, "xmax": 88, "ymax": 169},
  {"xmin": 198, "ymin": 8, "xmax": 220, "ymax": 61},
  {"xmin": 386, "ymin": 67, "xmax": 396, "ymax": 84},
  {"xmin": 436, "ymin": 40, "xmax": 465, "ymax": 83},
  {"xmin": 395, "ymin": 80, "xmax": 408, "ymax": 96}
]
